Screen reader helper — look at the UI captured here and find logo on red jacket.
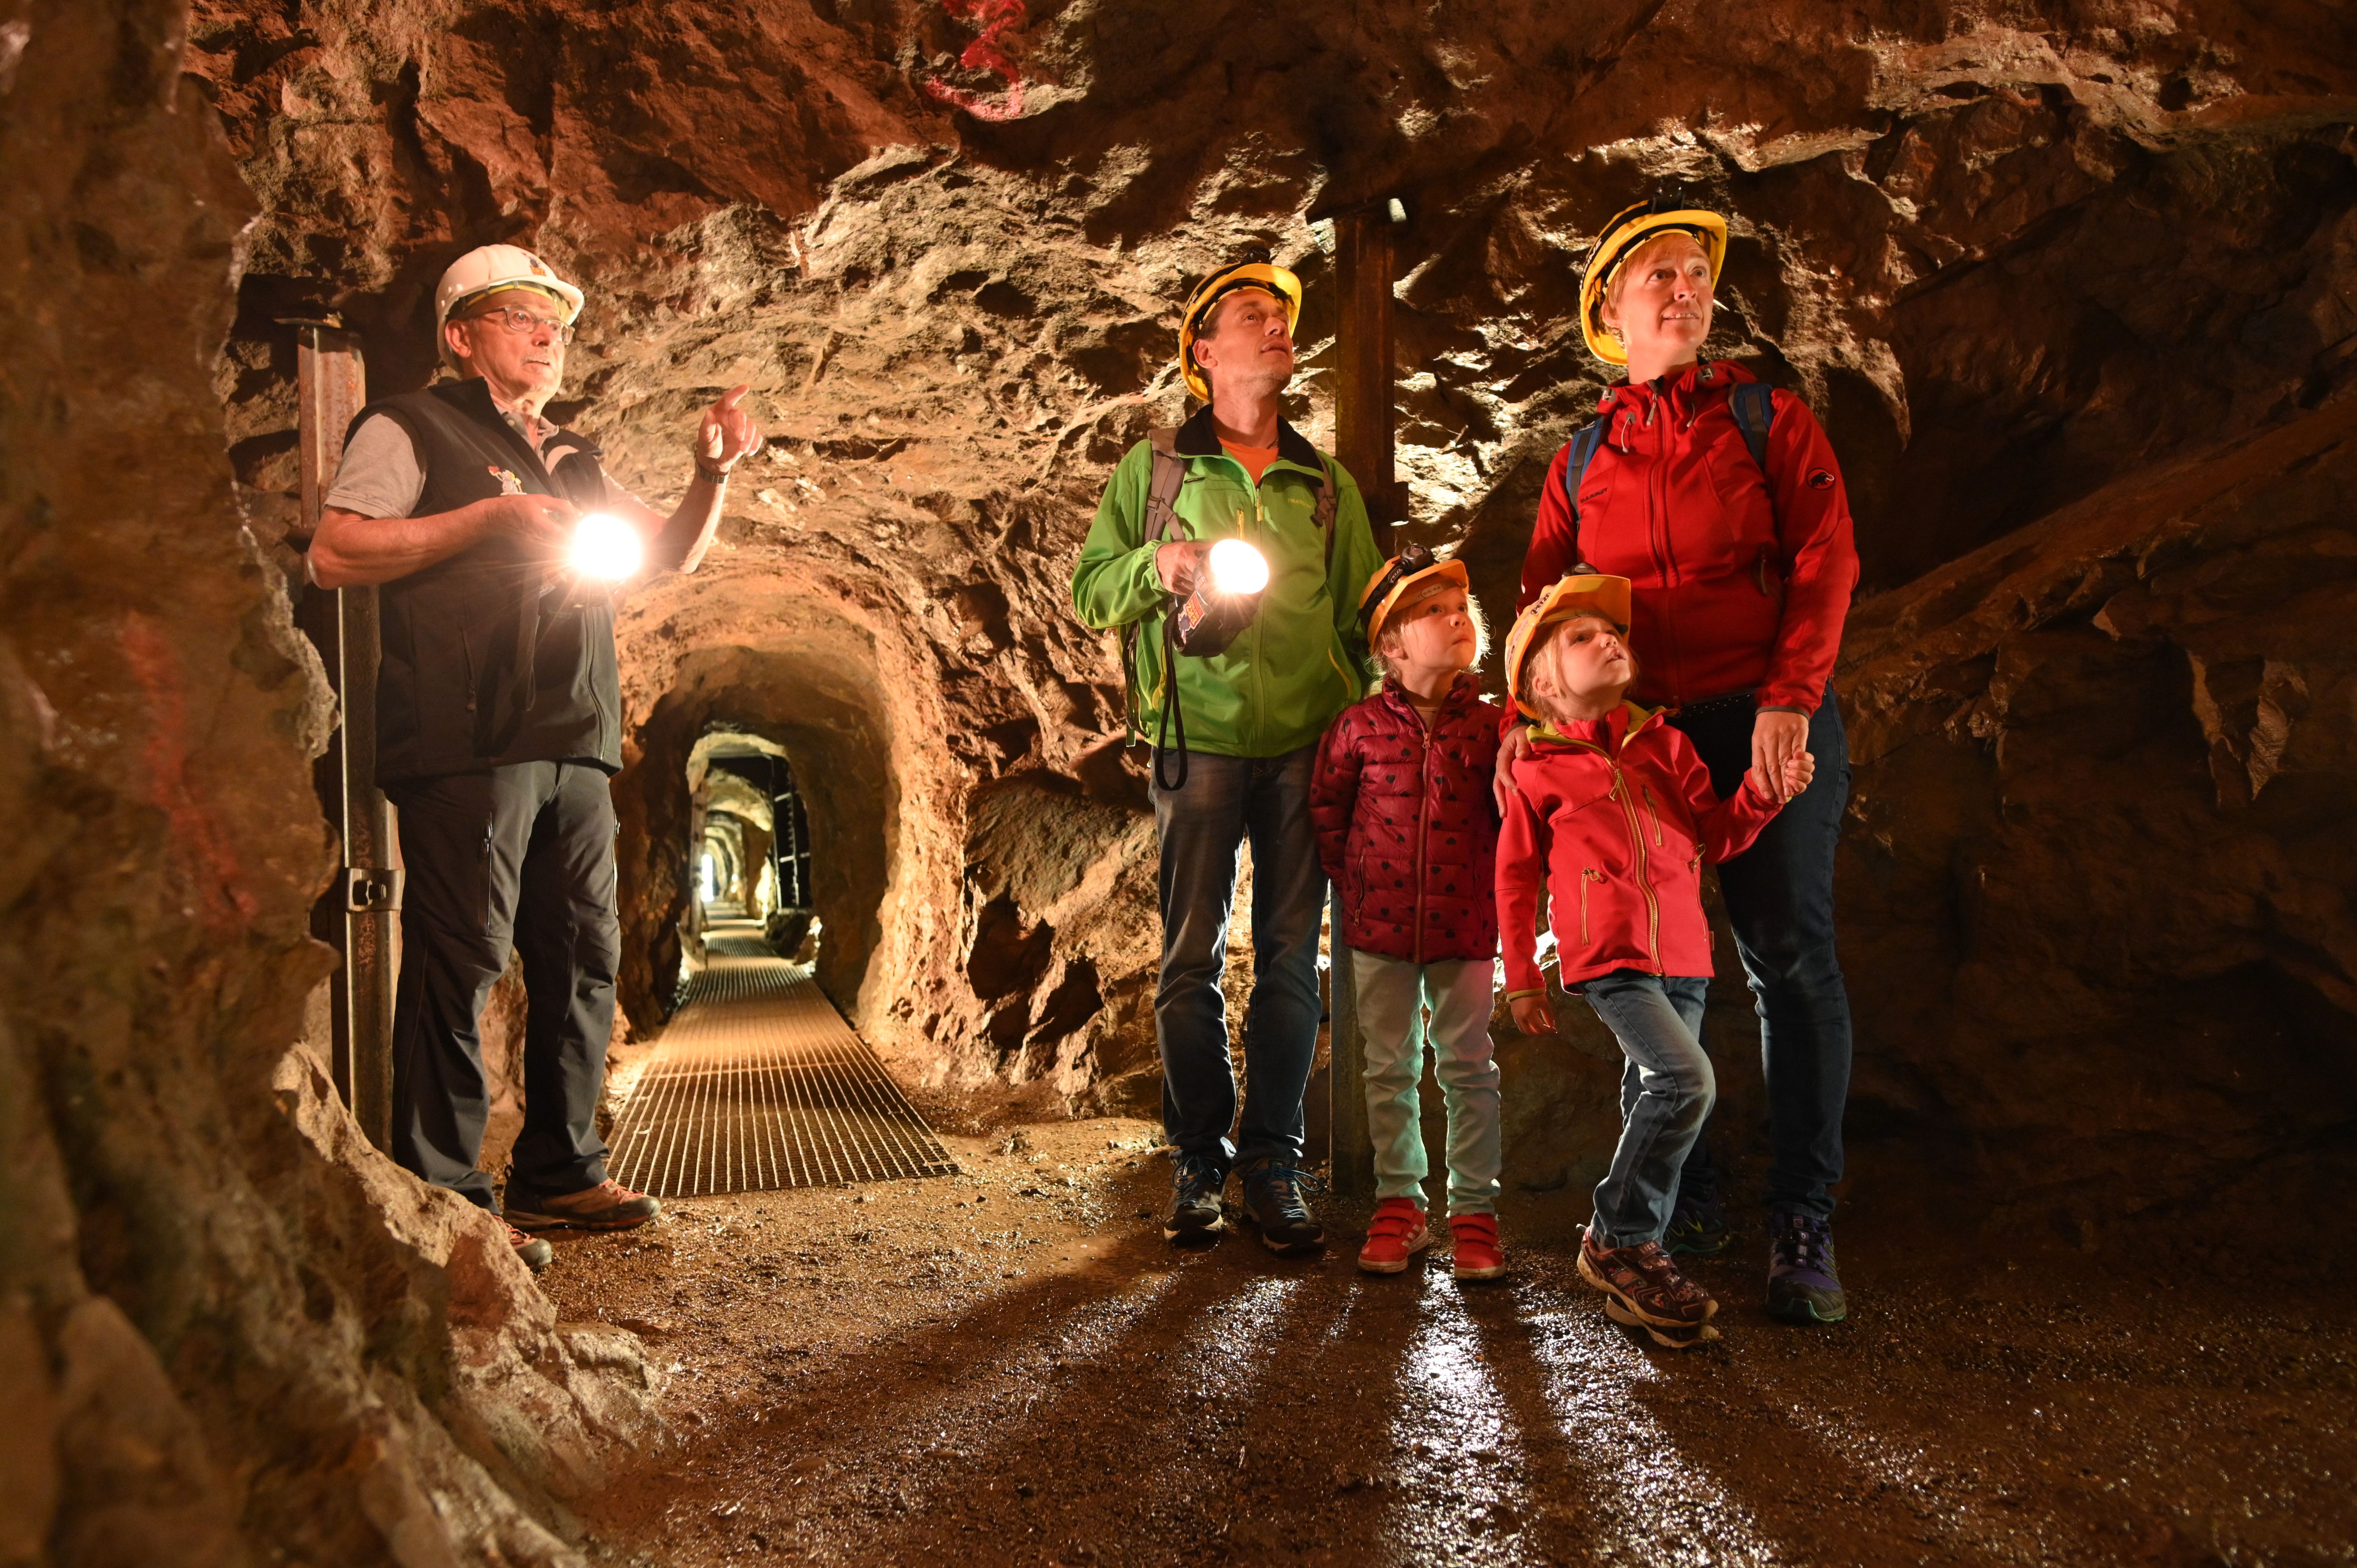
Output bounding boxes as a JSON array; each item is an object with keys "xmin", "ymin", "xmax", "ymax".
[{"xmin": 1807, "ymin": 468, "xmax": 1836, "ymax": 490}]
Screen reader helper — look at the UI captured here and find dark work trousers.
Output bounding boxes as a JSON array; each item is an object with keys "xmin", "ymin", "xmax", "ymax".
[
  {"xmin": 387, "ymin": 761, "xmax": 620, "ymax": 1212},
  {"xmin": 1666, "ymin": 688, "xmax": 1854, "ymax": 1221}
]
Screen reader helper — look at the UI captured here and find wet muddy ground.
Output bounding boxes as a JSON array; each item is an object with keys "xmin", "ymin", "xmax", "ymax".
[{"xmin": 548, "ymin": 1118, "xmax": 2357, "ymax": 1566}]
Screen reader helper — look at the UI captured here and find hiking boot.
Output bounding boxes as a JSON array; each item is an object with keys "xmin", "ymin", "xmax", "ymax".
[
  {"xmin": 1237, "ymin": 1158, "xmax": 1327, "ymax": 1255},
  {"xmin": 1163, "ymin": 1152, "xmax": 1228, "ymax": 1244},
  {"xmin": 1578, "ymin": 1226, "xmax": 1716, "ymax": 1328},
  {"xmin": 506, "ymin": 1179, "xmax": 662, "ymax": 1233},
  {"xmin": 1663, "ymin": 1193, "xmax": 1731, "ymax": 1258},
  {"xmin": 1357, "ymin": 1198, "xmax": 1431, "ymax": 1274},
  {"xmin": 1450, "ymin": 1213, "xmax": 1506, "ymax": 1282},
  {"xmin": 1765, "ymin": 1210, "xmax": 1847, "ymax": 1324},
  {"xmin": 508, "ymin": 1225, "xmax": 553, "ymax": 1272}
]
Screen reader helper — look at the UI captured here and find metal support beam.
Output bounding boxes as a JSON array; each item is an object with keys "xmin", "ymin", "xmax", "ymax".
[
  {"xmin": 288, "ymin": 320, "xmax": 396, "ymax": 1151},
  {"xmin": 1319, "ymin": 198, "xmax": 1407, "ymax": 1199}
]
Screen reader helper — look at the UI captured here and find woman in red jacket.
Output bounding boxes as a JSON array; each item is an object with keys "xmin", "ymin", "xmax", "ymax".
[{"xmin": 1505, "ymin": 196, "xmax": 1860, "ymax": 1326}]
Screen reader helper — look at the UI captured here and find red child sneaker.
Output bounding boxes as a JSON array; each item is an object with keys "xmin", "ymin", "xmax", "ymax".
[
  {"xmin": 1578, "ymin": 1225, "xmax": 1716, "ymax": 1328},
  {"xmin": 1450, "ymin": 1213, "xmax": 1506, "ymax": 1280},
  {"xmin": 1357, "ymin": 1198, "xmax": 1432, "ymax": 1274}
]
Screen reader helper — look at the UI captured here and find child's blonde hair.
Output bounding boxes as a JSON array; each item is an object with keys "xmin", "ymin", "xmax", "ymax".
[{"xmin": 1372, "ymin": 589, "xmax": 1491, "ymax": 684}]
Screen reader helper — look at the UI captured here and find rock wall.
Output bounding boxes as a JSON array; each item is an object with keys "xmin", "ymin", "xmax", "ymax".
[
  {"xmin": 1, "ymin": 3, "xmax": 659, "ymax": 1564},
  {"xmin": 5, "ymin": 0, "xmax": 2355, "ymax": 1554}
]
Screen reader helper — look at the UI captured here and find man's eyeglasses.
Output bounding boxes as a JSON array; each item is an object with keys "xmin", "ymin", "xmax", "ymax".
[{"xmin": 465, "ymin": 304, "xmax": 575, "ymax": 343}]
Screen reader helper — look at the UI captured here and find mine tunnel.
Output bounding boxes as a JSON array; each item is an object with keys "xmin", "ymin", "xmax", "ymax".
[{"xmin": 6, "ymin": 2, "xmax": 2357, "ymax": 1565}]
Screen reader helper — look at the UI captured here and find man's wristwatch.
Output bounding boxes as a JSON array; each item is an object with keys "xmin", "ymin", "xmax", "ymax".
[{"xmin": 696, "ymin": 459, "xmax": 732, "ymax": 486}]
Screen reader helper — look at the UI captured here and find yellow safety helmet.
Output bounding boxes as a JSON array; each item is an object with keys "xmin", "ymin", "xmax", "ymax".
[
  {"xmin": 1578, "ymin": 196, "xmax": 1728, "ymax": 367},
  {"xmin": 1503, "ymin": 569, "xmax": 1634, "ymax": 720},
  {"xmin": 1177, "ymin": 249, "xmax": 1302, "ymax": 402}
]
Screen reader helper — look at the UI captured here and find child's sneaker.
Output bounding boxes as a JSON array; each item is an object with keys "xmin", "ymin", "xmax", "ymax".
[
  {"xmin": 1662, "ymin": 1193, "xmax": 1730, "ymax": 1257},
  {"xmin": 1357, "ymin": 1198, "xmax": 1431, "ymax": 1274},
  {"xmin": 1449, "ymin": 1213, "xmax": 1506, "ymax": 1281},
  {"xmin": 1578, "ymin": 1226, "xmax": 1716, "ymax": 1328},
  {"xmin": 1765, "ymin": 1210, "xmax": 1847, "ymax": 1323},
  {"xmin": 1603, "ymin": 1296, "xmax": 1721, "ymax": 1349}
]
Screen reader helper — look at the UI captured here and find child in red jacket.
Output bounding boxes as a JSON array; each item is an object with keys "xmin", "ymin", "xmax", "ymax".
[
  {"xmin": 1311, "ymin": 548, "xmax": 1506, "ymax": 1280},
  {"xmin": 1497, "ymin": 572, "xmax": 1813, "ymax": 1345}
]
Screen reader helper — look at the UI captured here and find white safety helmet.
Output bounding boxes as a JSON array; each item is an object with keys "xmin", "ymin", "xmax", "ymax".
[{"xmin": 435, "ymin": 244, "xmax": 585, "ymax": 368}]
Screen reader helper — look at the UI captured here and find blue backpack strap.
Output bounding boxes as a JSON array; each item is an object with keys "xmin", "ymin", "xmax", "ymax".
[
  {"xmin": 1556, "ymin": 415, "xmax": 1612, "ymax": 538},
  {"xmin": 1729, "ymin": 380, "xmax": 1774, "ymax": 472}
]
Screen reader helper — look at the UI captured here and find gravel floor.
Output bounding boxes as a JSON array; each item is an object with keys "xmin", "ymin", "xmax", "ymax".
[{"xmin": 546, "ymin": 1116, "xmax": 2357, "ymax": 1566}]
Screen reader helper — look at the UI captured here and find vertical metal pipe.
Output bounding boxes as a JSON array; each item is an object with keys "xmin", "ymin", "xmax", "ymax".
[
  {"xmin": 292, "ymin": 321, "xmax": 396, "ymax": 1151},
  {"xmin": 1326, "ymin": 892, "xmax": 1374, "ymax": 1200},
  {"xmin": 1322, "ymin": 201, "xmax": 1406, "ymax": 1199}
]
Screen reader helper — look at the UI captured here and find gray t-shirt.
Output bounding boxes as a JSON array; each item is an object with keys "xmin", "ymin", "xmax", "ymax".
[{"xmin": 323, "ymin": 408, "xmax": 640, "ymax": 519}]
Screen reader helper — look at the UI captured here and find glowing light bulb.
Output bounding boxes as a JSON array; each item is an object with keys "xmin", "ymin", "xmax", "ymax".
[
  {"xmin": 569, "ymin": 512, "xmax": 644, "ymax": 581},
  {"xmin": 1207, "ymin": 538, "xmax": 1269, "ymax": 595}
]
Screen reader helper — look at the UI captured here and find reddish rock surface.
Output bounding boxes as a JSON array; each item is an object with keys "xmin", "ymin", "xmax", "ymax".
[{"xmin": 4, "ymin": 0, "xmax": 2355, "ymax": 1556}]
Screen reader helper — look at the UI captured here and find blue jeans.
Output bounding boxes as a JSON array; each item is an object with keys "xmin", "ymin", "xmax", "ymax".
[
  {"xmin": 1584, "ymin": 972, "xmax": 1715, "ymax": 1247},
  {"xmin": 1150, "ymin": 745, "xmax": 1327, "ymax": 1168},
  {"xmin": 1668, "ymin": 688, "xmax": 1854, "ymax": 1220}
]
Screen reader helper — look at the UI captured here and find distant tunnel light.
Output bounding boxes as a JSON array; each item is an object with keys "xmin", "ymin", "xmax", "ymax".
[
  {"xmin": 700, "ymin": 853, "xmax": 717, "ymax": 902},
  {"xmin": 571, "ymin": 512, "xmax": 644, "ymax": 581}
]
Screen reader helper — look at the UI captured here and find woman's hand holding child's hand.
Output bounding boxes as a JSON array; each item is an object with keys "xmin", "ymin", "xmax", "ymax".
[
  {"xmin": 1510, "ymin": 994, "xmax": 1557, "ymax": 1036},
  {"xmin": 1747, "ymin": 748, "xmax": 1816, "ymax": 802}
]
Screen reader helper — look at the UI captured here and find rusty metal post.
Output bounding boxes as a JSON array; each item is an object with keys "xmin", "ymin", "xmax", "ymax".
[
  {"xmin": 290, "ymin": 320, "xmax": 398, "ymax": 1151},
  {"xmin": 1320, "ymin": 198, "xmax": 1407, "ymax": 1199}
]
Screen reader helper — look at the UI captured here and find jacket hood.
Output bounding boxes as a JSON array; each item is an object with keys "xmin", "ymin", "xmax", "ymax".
[{"xmin": 1531, "ymin": 699, "xmax": 1664, "ymax": 752}]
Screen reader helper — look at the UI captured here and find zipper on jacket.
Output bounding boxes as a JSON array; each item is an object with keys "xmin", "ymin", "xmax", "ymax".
[
  {"xmin": 1412, "ymin": 720, "xmax": 1434, "ymax": 964},
  {"xmin": 1641, "ymin": 784, "xmax": 1664, "ymax": 847},
  {"xmin": 1578, "ymin": 869, "xmax": 1595, "ymax": 945},
  {"xmin": 1561, "ymin": 735, "xmax": 1667, "ymax": 971}
]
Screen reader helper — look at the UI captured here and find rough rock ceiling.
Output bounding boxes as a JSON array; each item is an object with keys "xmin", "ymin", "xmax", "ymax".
[{"xmin": 181, "ymin": 0, "xmax": 2357, "ymax": 1158}]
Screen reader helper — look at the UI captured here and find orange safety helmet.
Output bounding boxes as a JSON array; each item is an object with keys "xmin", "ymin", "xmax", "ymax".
[
  {"xmin": 1502, "ymin": 569, "xmax": 1634, "ymax": 720},
  {"xmin": 1357, "ymin": 544, "xmax": 1470, "ymax": 647},
  {"xmin": 1578, "ymin": 196, "xmax": 1728, "ymax": 367}
]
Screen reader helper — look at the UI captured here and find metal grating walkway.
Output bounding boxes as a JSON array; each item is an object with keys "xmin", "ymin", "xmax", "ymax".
[{"xmin": 608, "ymin": 922, "xmax": 957, "ymax": 1196}]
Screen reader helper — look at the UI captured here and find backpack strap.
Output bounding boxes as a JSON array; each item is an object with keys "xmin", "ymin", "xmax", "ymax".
[
  {"xmin": 1728, "ymin": 380, "xmax": 1775, "ymax": 472},
  {"xmin": 1314, "ymin": 453, "xmax": 1336, "ymax": 567},
  {"xmin": 1143, "ymin": 426, "xmax": 1187, "ymax": 547},
  {"xmin": 1553, "ymin": 413, "xmax": 1614, "ymax": 552},
  {"xmin": 1123, "ymin": 429, "xmax": 1192, "ymax": 749}
]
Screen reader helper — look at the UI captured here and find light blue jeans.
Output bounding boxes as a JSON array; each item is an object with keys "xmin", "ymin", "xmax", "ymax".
[
  {"xmin": 1351, "ymin": 951, "xmax": 1501, "ymax": 1216},
  {"xmin": 1583, "ymin": 971, "xmax": 1716, "ymax": 1247}
]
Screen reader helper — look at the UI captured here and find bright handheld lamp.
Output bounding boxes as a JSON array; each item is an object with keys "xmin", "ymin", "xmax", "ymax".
[
  {"xmin": 1206, "ymin": 538, "xmax": 1269, "ymax": 595},
  {"xmin": 569, "ymin": 512, "xmax": 644, "ymax": 581}
]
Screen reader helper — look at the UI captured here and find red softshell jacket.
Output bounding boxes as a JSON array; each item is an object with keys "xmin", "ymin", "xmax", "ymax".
[
  {"xmin": 1311, "ymin": 675, "xmax": 1504, "ymax": 964},
  {"xmin": 1518, "ymin": 360, "xmax": 1859, "ymax": 714},
  {"xmin": 1497, "ymin": 703, "xmax": 1780, "ymax": 992}
]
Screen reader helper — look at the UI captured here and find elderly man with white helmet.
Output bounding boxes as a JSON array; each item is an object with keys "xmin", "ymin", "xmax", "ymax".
[{"xmin": 310, "ymin": 244, "xmax": 760, "ymax": 1271}]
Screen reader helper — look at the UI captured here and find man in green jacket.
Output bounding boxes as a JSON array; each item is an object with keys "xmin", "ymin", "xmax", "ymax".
[{"xmin": 1071, "ymin": 252, "xmax": 1383, "ymax": 1253}]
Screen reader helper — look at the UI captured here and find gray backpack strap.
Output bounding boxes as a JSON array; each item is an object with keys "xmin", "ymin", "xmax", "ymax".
[
  {"xmin": 1143, "ymin": 426, "xmax": 1187, "ymax": 547},
  {"xmin": 1314, "ymin": 454, "xmax": 1337, "ymax": 566}
]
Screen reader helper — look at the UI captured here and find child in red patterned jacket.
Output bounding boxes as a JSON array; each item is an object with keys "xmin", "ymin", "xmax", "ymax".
[
  {"xmin": 1311, "ymin": 548, "xmax": 1507, "ymax": 1280},
  {"xmin": 1497, "ymin": 572, "xmax": 1813, "ymax": 1346}
]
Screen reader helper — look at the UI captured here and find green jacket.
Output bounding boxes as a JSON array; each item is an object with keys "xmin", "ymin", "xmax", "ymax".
[{"xmin": 1072, "ymin": 408, "xmax": 1384, "ymax": 759}]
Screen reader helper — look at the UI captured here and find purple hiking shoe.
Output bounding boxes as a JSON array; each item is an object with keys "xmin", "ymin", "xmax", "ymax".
[{"xmin": 1765, "ymin": 1210, "xmax": 1847, "ymax": 1324}]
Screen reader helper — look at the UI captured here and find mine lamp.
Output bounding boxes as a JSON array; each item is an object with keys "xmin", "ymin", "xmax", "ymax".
[
  {"xmin": 1170, "ymin": 538, "xmax": 1269, "ymax": 658},
  {"xmin": 569, "ymin": 512, "xmax": 645, "ymax": 582}
]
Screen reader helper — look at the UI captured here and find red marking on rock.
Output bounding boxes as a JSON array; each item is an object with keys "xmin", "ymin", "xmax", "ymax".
[
  {"xmin": 925, "ymin": 0, "xmax": 1028, "ymax": 122},
  {"xmin": 121, "ymin": 614, "xmax": 260, "ymax": 927}
]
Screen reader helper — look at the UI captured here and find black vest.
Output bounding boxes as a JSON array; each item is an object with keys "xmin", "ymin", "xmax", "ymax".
[{"xmin": 350, "ymin": 380, "xmax": 623, "ymax": 785}]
